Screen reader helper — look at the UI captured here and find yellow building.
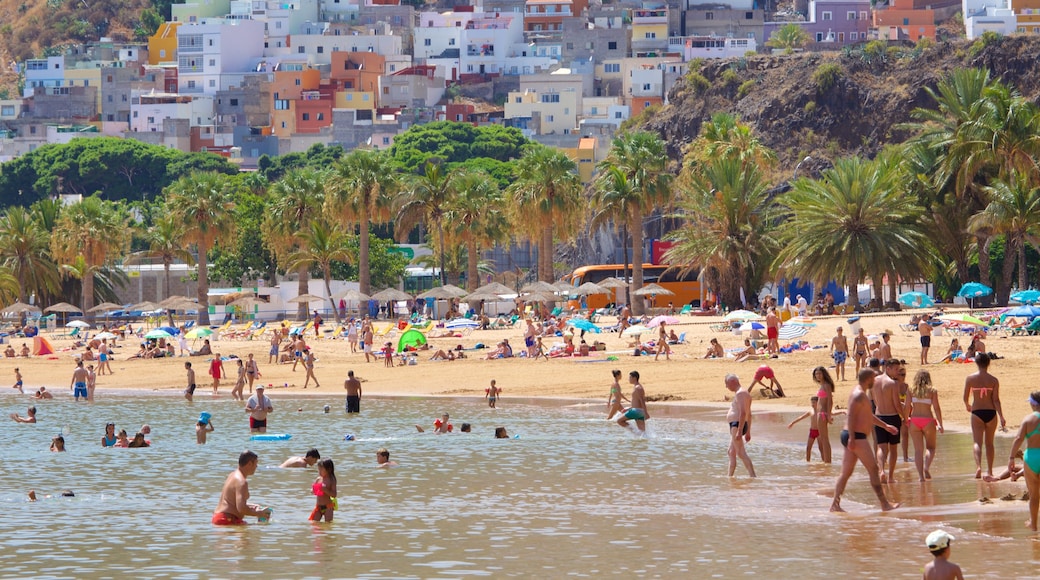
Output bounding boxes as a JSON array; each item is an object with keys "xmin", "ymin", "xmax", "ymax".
[
  {"xmin": 64, "ymin": 67, "xmax": 103, "ymax": 115},
  {"xmin": 149, "ymin": 23, "xmax": 181, "ymax": 65},
  {"xmin": 335, "ymin": 91, "xmax": 377, "ymax": 110},
  {"xmin": 1014, "ymin": 0, "xmax": 1040, "ymax": 31}
]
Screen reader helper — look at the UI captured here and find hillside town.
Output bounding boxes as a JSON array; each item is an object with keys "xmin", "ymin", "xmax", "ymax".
[{"xmin": 0, "ymin": 0, "xmax": 1023, "ymax": 170}]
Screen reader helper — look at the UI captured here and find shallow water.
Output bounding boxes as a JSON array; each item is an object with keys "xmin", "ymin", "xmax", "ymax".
[{"xmin": 1, "ymin": 392, "xmax": 1038, "ymax": 579}]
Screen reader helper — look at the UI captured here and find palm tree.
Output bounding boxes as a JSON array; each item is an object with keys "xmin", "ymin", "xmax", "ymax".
[
  {"xmin": 445, "ymin": 169, "xmax": 509, "ymax": 291},
  {"xmin": 129, "ymin": 215, "xmax": 195, "ymax": 326},
  {"xmin": 666, "ymin": 157, "xmax": 778, "ymax": 309},
  {"xmin": 328, "ymin": 149, "xmax": 397, "ymax": 295},
  {"xmin": 683, "ymin": 113, "xmax": 777, "ymax": 173},
  {"xmin": 0, "ymin": 206, "xmax": 60, "ymax": 303},
  {"xmin": 50, "ymin": 196, "xmax": 130, "ymax": 315},
  {"xmin": 765, "ymin": 23, "xmax": 810, "ymax": 53},
  {"xmin": 594, "ymin": 131, "xmax": 673, "ymax": 314},
  {"xmin": 165, "ymin": 172, "xmax": 237, "ymax": 325},
  {"xmin": 396, "ymin": 162, "xmax": 455, "ymax": 287},
  {"xmin": 507, "ymin": 145, "xmax": 583, "ymax": 282},
  {"xmin": 285, "ymin": 218, "xmax": 353, "ymax": 325},
  {"xmin": 970, "ymin": 171, "xmax": 1040, "ymax": 296},
  {"xmin": 774, "ymin": 155, "xmax": 932, "ymax": 306},
  {"xmin": 262, "ymin": 168, "xmax": 328, "ymax": 319}
]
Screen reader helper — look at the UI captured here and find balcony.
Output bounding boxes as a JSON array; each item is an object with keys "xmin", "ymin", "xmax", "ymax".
[{"xmin": 467, "ymin": 45, "xmax": 496, "ymax": 56}]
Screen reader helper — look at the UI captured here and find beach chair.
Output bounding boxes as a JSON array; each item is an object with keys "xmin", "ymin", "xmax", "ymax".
[
  {"xmin": 678, "ymin": 304, "xmax": 692, "ymax": 316},
  {"xmin": 677, "ymin": 332, "xmax": 686, "ymax": 344}
]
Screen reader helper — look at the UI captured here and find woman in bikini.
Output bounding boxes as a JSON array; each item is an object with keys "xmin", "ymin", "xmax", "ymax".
[
  {"xmin": 606, "ymin": 369, "xmax": 629, "ymax": 420},
  {"xmin": 1008, "ymin": 391, "xmax": 1040, "ymax": 531},
  {"xmin": 812, "ymin": 366, "xmax": 836, "ymax": 463},
  {"xmin": 852, "ymin": 328, "xmax": 869, "ymax": 375},
  {"xmin": 245, "ymin": 353, "xmax": 259, "ymax": 394},
  {"xmin": 904, "ymin": 369, "xmax": 944, "ymax": 482},
  {"xmin": 962, "ymin": 353, "xmax": 1005, "ymax": 479}
]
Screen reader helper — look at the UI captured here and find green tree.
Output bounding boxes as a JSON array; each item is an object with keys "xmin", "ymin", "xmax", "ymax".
[
  {"xmin": 328, "ymin": 149, "xmax": 398, "ymax": 295},
  {"xmin": 0, "ymin": 205, "xmax": 60, "ymax": 303},
  {"xmin": 165, "ymin": 172, "xmax": 237, "ymax": 325},
  {"xmin": 765, "ymin": 23, "xmax": 810, "ymax": 52},
  {"xmin": 286, "ymin": 218, "xmax": 353, "ymax": 324},
  {"xmin": 129, "ymin": 215, "xmax": 195, "ymax": 326},
  {"xmin": 445, "ymin": 170, "xmax": 509, "ymax": 291},
  {"xmin": 683, "ymin": 113, "xmax": 777, "ymax": 173},
  {"xmin": 50, "ymin": 196, "xmax": 130, "ymax": 314},
  {"xmin": 396, "ymin": 162, "xmax": 456, "ymax": 287},
  {"xmin": 970, "ymin": 171, "xmax": 1040, "ymax": 292},
  {"xmin": 593, "ymin": 131, "xmax": 673, "ymax": 314},
  {"xmin": 208, "ymin": 188, "xmax": 276, "ymax": 287},
  {"xmin": 262, "ymin": 168, "xmax": 328, "ymax": 319},
  {"xmin": 666, "ymin": 158, "xmax": 779, "ymax": 309},
  {"xmin": 390, "ymin": 121, "xmax": 527, "ymax": 171},
  {"xmin": 774, "ymin": 155, "xmax": 932, "ymax": 306}
]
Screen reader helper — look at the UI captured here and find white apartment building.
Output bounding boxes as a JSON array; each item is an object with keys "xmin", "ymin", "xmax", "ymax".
[
  {"xmin": 962, "ymin": 0, "xmax": 1016, "ymax": 37},
  {"xmin": 176, "ymin": 18, "xmax": 267, "ymax": 94},
  {"xmin": 130, "ymin": 92, "xmax": 215, "ymax": 132},
  {"xmin": 228, "ymin": 0, "xmax": 320, "ymax": 51},
  {"xmin": 286, "ymin": 32, "xmax": 403, "ymax": 65},
  {"xmin": 505, "ymin": 87, "xmax": 579, "ymax": 135},
  {"xmin": 23, "ymin": 56, "xmax": 65, "ymax": 98}
]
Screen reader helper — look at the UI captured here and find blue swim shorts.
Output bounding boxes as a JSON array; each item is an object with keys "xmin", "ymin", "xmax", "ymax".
[{"xmin": 623, "ymin": 408, "xmax": 646, "ymax": 421}]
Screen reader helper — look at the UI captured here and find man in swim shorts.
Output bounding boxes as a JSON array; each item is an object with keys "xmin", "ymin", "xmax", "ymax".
[
  {"xmin": 919, "ymin": 314, "xmax": 933, "ymax": 365},
  {"xmin": 70, "ymin": 361, "xmax": 88, "ymax": 402},
  {"xmin": 748, "ymin": 364, "xmax": 784, "ymax": 398},
  {"xmin": 830, "ymin": 327, "xmax": 849, "ymax": 381},
  {"xmin": 184, "ymin": 361, "xmax": 196, "ymax": 402},
  {"xmin": 245, "ymin": 385, "xmax": 273, "ymax": 433},
  {"xmin": 213, "ymin": 450, "xmax": 271, "ymax": 525},
  {"xmin": 725, "ymin": 374, "xmax": 755, "ymax": 477},
  {"xmin": 344, "ymin": 370, "xmax": 362, "ymax": 413},
  {"xmin": 524, "ymin": 318, "xmax": 537, "ymax": 357},
  {"xmin": 831, "ymin": 369, "xmax": 900, "ymax": 512},
  {"xmin": 616, "ymin": 371, "xmax": 649, "ymax": 433},
  {"xmin": 765, "ymin": 308, "xmax": 781, "ymax": 355},
  {"xmin": 873, "ymin": 359, "xmax": 904, "ymax": 483}
]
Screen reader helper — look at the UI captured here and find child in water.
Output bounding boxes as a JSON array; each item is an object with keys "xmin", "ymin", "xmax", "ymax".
[
  {"xmin": 485, "ymin": 379, "xmax": 500, "ymax": 409},
  {"xmin": 12, "ymin": 367, "xmax": 23, "ymax": 393},
  {"xmin": 309, "ymin": 458, "xmax": 338, "ymax": 522},
  {"xmin": 196, "ymin": 418, "xmax": 215, "ymax": 444},
  {"xmin": 787, "ymin": 396, "xmax": 845, "ymax": 462},
  {"xmin": 922, "ymin": 530, "xmax": 963, "ymax": 580}
]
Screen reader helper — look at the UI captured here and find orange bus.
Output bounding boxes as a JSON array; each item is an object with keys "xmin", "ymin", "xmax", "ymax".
[{"xmin": 564, "ymin": 264, "xmax": 704, "ymax": 310}]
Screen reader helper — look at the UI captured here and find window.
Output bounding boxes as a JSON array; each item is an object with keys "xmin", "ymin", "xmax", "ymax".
[
  {"xmin": 903, "ymin": 17, "xmax": 909, "ymax": 24},
  {"xmin": 608, "ymin": 41, "xmax": 617, "ymax": 50},
  {"xmin": 614, "ymin": 111, "xmax": 623, "ymax": 119},
  {"xmin": 449, "ymin": 38, "xmax": 456, "ymax": 45},
  {"xmin": 106, "ymin": 75, "xmax": 113, "ymax": 82},
  {"xmin": 346, "ymin": 93, "xmax": 354, "ymax": 101},
  {"xmin": 30, "ymin": 126, "xmax": 36, "ymax": 134},
  {"xmin": 187, "ymin": 80, "xmax": 196, "ymax": 88},
  {"xmin": 281, "ymin": 121, "xmax": 286, "ymax": 128},
  {"xmin": 860, "ymin": 11, "xmax": 867, "ymax": 19},
  {"xmin": 642, "ymin": 83, "xmax": 651, "ymax": 91},
  {"xmin": 645, "ymin": 32, "xmax": 656, "ymax": 38},
  {"xmin": 848, "ymin": 11, "xmax": 856, "ymax": 19},
  {"xmin": 299, "ymin": 46, "xmax": 306, "ymax": 53},
  {"xmin": 705, "ymin": 12, "xmax": 713, "ymax": 20},
  {"xmin": 591, "ymin": 106, "xmax": 598, "ymax": 115},
  {"xmin": 107, "ymin": 114, "xmax": 113, "ymax": 121},
  {"xmin": 546, "ymin": 115, "xmax": 554, "ymax": 122},
  {"xmin": 566, "ymin": 42, "xmax": 574, "ymax": 50},
  {"xmin": 822, "ymin": 11, "xmax": 832, "ymax": 20},
  {"xmin": 563, "ymin": 108, "xmax": 569, "ymax": 114},
  {"xmin": 362, "ymin": 94, "xmax": 369, "ymax": 101},
  {"xmin": 541, "ymin": 93, "xmax": 560, "ymax": 103},
  {"xmin": 209, "ymin": 39, "xmax": 213, "ymax": 46},
  {"xmin": 160, "ymin": 49, "xmax": 166, "ymax": 58},
  {"xmin": 275, "ymin": 99, "xmax": 290, "ymax": 109},
  {"xmin": 295, "ymin": 79, "xmax": 301, "ymax": 86},
  {"xmin": 317, "ymin": 46, "xmax": 324, "ymax": 53},
  {"xmin": 515, "ymin": 97, "xmax": 522, "ymax": 103},
  {"xmin": 302, "ymin": 113, "xmax": 310, "ymax": 121},
  {"xmin": 230, "ymin": 98, "xmax": 239, "ymax": 106},
  {"xmin": 147, "ymin": 116, "xmax": 155, "ymax": 123},
  {"xmin": 122, "ymin": 94, "xmax": 127, "ymax": 102},
  {"xmin": 850, "ymin": 32, "xmax": 858, "ymax": 40},
  {"xmin": 604, "ymin": 63, "xmax": 620, "ymax": 73},
  {"xmin": 746, "ymin": 11, "xmax": 753, "ymax": 19},
  {"xmin": 317, "ymin": 113, "xmax": 324, "ymax": 120},
  {"xmin": 107, "ymin": 95, "xmax": 113, "ymax": 102},
  {"xmin": 1, "ymin": 105, "xmax": 14, "ymax": 116},
  {"xmin": 644, "ymin": 101, "xmax": 651, "ymax": 107},
  {"xmin": 382, "ymin": 136, "xmax": 391, "ymax": 145},
  {"xmin": 209, "ymin": 80, "xmax": 215, "ymax": 87}
]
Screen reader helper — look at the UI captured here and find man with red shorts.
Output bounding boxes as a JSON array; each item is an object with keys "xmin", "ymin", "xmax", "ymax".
[
  {"xmin": 765, "ymin": 307, "xmax": 781, "ymax": 355},
  {"xmin": 245, "ymin": 385, "xmax": 273, "ymax": 433},
  {"xmin": 212, "ymin": 450, "xmax": 272, "ymax": 525},
  {"xmin": 748, "ymin": 364, "xmax": 785, "ymax": 398}
]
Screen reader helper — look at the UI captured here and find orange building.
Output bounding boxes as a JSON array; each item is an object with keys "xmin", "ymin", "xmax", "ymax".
[
  {"xmin": 524, "ymin": 0, "xmax": 590, "ymax": 32},
  {"xmin": 271, "ymin": 66, "xmax": 321, "ymax": 137},
  {"xmin": 148, "ymin": 23, "xmax": 180, "ymax": 65},
  {"xmin": 330, "ymin": 52, "xmax": 385, "ymax": 96},
  {"xmin": 294, "ymin": 84, "xmax": 334, "ymax": 134},
  {"xmin": 629, "ymin": 96, "xmax": 662, "ymax": 116},
  {"xmin": 873, "ymin": 0, "xmax": 936, "ymax": 41}
]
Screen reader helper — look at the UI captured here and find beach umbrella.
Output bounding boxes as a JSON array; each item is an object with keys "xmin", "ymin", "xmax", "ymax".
[
  {"xmin": 621, "ymin": 324, "xmax": 650, "ymax": 337},
  {"xmin": 473, "ymin": 282, "xmax": 515, "ymax": 296},
  {"xmin": 1010, "ymin": 290, "xmax": 1040, "ymax": 304},
  {"xmin": 228, "ymin": 296, "xmax": 265, "ymax": 309},
  {"xmin": 632, "ymin": 283, "xmax": 674, "ymax": 297},
  {"xmin": 88, "ymin": 302, "xmax": 123, "ymax": 313},
  {"xmin": 65, "ymin": 320, "xmax": 91, "ymax": 328},
  {"xmin": 957, "ymin": 282, "xmax": 993, "ymax": 309},
  {"xmin": 157, "ymin": 326, "xmax": 180, "ymax": 335},
  {"xmin": 647, "ymin": 315, "xmax": 680, "ymax": 328},
  {"xmin": 370, "ymin": 288, "xmax": 412, "ymax": 302},
  {"xmin": 416, "ymin": 285, "xmax": 467, "ymax": 300},
  {"xmin": 287, "ymin": 293, "xmax": 324, "ymax": 304},
  {"xmin": 144, "ymin": 329, "xmax": 173, "ymax": 339},
  {"xmin": 739, "ymin": 321, "xmax": 765, "ymax": 332},
  {"xmin": 333, "ymin": 288, "xmax": 372, "ymax": 302},
  {"xmin": 1005, "ymin": 305, "xmax": 1040, "ymax": 318},
  {"xmin": 567, "ymin": 318, "xmax": 602, "ymax": 333},
  {"xmin": 574, "ymin": 282, "xmax": 610, "ymax": 295},
  {"xmin": 787, "ymin": 317, "xmax": 817, "ymax": 327},
  {"xmin": 521, "ymin": 292, "xmax": 557, "ymax": 303},
  {"xmin": 724, "ymin": 309, "xmax": 762, "ymax": 321},
  {"xmin": 93, "ymin": 331, "xmax": 118, "ymax": 340},
  {"xmin": 44, "ymin": 302, "xmax": 83, "ymax": 314},
  {"xmin": 462, "ymin": 291, "xmax": 506, "ymax": 303},
  {"xmin": 445, "ymin": 318, "xmax": 480, "ymax": 330},
  {"xmin": 520, "ymin": 281, "xmax": 559, "ymax": 294},
  {"xmin": 778, "ymin": 325, "xmax": 809, "ymax": 340},
  {"xmin": 131, "ymin": 301, "xmax": 160, "ymax": 312},
  {"xmin": 938, "ymin": 313, "xmax": 989, "ymax": 327},
  {"xmin": 552, "ymin": 281, "xmax": 575, "ymax": 293},
  {"xmin": 185, "ymin": 327, "xmax": 214, "ymax": 339},
  {"xmin": 897, "ymin": 291, "xmax": 935, "ymax": 309},
  {"xmin": 4, "ymin": 301, "xmax": 40, "ymax": 314},
  {"xmin": 597, "ymin": 277, "xmax": 629, "ymax": 289},
  {"xmin": 158, "ymin": 295, "xmax": 192, "ymax": 308}
]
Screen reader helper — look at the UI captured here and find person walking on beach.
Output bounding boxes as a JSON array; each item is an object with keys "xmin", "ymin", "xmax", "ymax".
[
  {"xmin": 853, "ymin": 327, "xmax": 869, "ymax": 375},
  {"xmin": 184, "ymin": 361, "xmax": 197, "ymax": 402},
  {"xmin": 98, "ymin": 339, "xmax": 113, "ymax": 376},
  {"xmin": 86, "ymin": 364, "xmax": 96, "ymax": 401},
  {"xmin": 12, "ymin": 367, "xmax": 23, "ymax": 394},
  {"xmin": 245, "ymin": 353, "xmax": 259, "ymax": 394},
  {"xmin": 209, "ymin": 354, "xmax": 225, "ymax": 396},
  {"xmin": 292, "ymin": 336, "xmax": 306, "ymax": 371},
  {"xmin": 231, "ymin": 359, "xmax": 246, "ymax": 401},
  {"xmin": 831, "ymin": 369, "xmax": 900, "ymax": 512},
  {"xmin": 363, "ymin": 325, "xmax": 374, "ymax": 363},
  {"xmin": 606, "ymin": 369, "xmax": 628, "ymax": 420},
  {"xmin": 70, "ymin": 361, "xmax": 88, "ymax": 402},
  {"xmin": 245, "ymin": 385, "xmax": 273, "ymax": 433},
  {"xmin": 268, "ymin": 332, "xmax": 281, "ymax": 365},
  {"xmin": 873, "ymin": 359, "xmax": 904, "ymax": 483},
  {"xmin": 616, "ymin": 370, "xmax": 649, "ymax": 434},
  {"xmin": 812, "ymin": 366, "xmax": 837, "ymax": 463},
  {"xmin": 347, "ymin": 320, "xmax": 358, "ymax": 354},
  {"xmin": 524, "ymin": 318, "xmax": 537, "ymax": 357},
  {"xmin": 654, "ymin": 322, "xmax": 671, "ymax": 361},
  {"xmin": 765, "ymin": 308, "xmax": 781, "ymax": 355},
  {"xmin": 919, "ymin": 315, "xmax": 933, "ymax": 365},
  {"xmin": 1008, "ymin": 390, "xmax": 1040, "ymax": 531},
  {"xmin": 877, "ymin": 333, "xmax": 892, "ymax": 362},
  {"xmin": 904, "ymin": 369, "xmax": 943, "ymax": 482},
  {"xmin": 830, "ymin": 327, "xmax": 849, "ymax": 381},
  {"xmin": 303, "ymin": 348, "xmax": 320, "ymax": 388},
  {"xmin": 724, "ymin": 374, "xmax": 755, "ymax": 477},
  {"xmin": 962, "ymin": 353, "xmax": 1005, "ymax": 479},
  {"xmin": 212, "ymin": 450, "xmax": 272, "ymax": 525},
  {"xmin": 344, "ymin": 370, "xmax": 361, "ymax": 413}
]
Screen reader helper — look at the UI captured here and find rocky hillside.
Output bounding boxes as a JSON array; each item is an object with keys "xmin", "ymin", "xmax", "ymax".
[{"xmin": 645, "ymin": 33, "xmax": 1040, "ymax": 175}]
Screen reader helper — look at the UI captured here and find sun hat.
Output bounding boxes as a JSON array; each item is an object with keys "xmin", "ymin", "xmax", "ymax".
[{"xmin": 925, "ymin": 530, "xmax": 954, "ymax": 550}]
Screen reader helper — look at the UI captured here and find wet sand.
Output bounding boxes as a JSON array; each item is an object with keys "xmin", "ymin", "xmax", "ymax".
[{"xmin": 9, "ymin": 309, "xmax": 1039, "ymax": 432}]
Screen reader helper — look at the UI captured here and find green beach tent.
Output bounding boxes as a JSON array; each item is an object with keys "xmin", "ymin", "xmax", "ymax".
[{"xmin": 397, "ymin": 328, "xmax": 427, "ymax": 352}]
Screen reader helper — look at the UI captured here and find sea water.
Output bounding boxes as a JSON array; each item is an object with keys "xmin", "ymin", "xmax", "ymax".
[{"xmin": 1, "ymin": 393, "xmax": 1037, "ymax": 579}]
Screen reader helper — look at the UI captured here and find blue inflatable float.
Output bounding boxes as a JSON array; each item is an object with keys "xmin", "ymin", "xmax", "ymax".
[{"xmin": 250, "ymin": 433, "xmax": 292, "ymax": 441}]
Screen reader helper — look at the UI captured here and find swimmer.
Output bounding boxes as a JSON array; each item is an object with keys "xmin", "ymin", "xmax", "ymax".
[
  {"xmin": 922, "ymin": 530, "xmax": 963, "ymax": 580},
  {"xmin": 1008, "ymin": 391, "xmax": 1040, "ymax": 531},
  {"xmin": 831, "ymin": 368, "xmax": 900, "ymax": 512},
  {"xmin": 376, "ymin": 448, "xmax": 398, "ymax": 468},
  {"xmin": 184, "ymin": 361, "xmax": 197, "ymax": 402},
  {"xmin": 10, "ymin": 406, "xmax": 36, "ymax": 423},
  {"xmin": 280, "ymin": 448, "xmax": 320, "ymax": 468},
  {"xmin": 724, "ymin": 374, "xmax": 755, "ymax": 477},
  {"xmin": 459, "ymin": 423, "xmax": 471, "ymax": 433},
  {"xmin": 245, "ymin": 385, "xmax": 273, "ymax": 433},
  {"xmin": 128, "ymin": 432, "xmax": 150, "ymax": 448},
  {"xmin": 616, "ymin": 371, "xmax": 649, "ymax": 434},
  {"xmin": 12, "ymin": 367, "xmax": 23, "ymax": 393},
  {"xmin": 212, "ymin": 450, "xmax": 272, "ymax": 525},
  {"xmin": 309, "ymin": 458, "xmax": 337, "ymax": 522},
  {"xmin": 114, "ymin": 429, "xmax": 130, "ymax": 447},
  {"xmin": 69, "ymin": 361, "xmax": 88, "ymax": 402},
  {"xmin": 495, "ymin": 426, "xmax": 510, "ymax": 439},
  {"xmin": 416, "ymin": 413, "xmax": 453, "ymax": 434},
  {"xmin": 50, "ymin": 435, "xmax": 65, "ymax": 452},
  {"xmin": 344, "ymin": 370, "xmax": 362, "ymax": 413},
  {"xmin": 486, "ymin": 379, "xmax": 499, "ymax": 409},
  {"xmin": 33, "ymin": 387, "xmax": 53, "ymax": 400},
  {"xmin": 788, "ymin": 396, "xmax": 845, "ymax": 463},
  {"xmin": 197, "ymin": 418, "xmax": 215, "ymax": 444},
  {"xmin": 606, "ymin": 369, "xmax": 629, "ymax": 420},
  {"xmin": 86, "ymin": 364, "xmax": 96, "ymax": 402}
]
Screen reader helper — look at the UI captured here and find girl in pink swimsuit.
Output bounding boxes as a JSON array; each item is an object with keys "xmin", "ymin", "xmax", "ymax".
[
  {"xmin": 812, "ymin": 366, "xmax": 837, "ymax": 463},
  {"xmin": 904, "ymin": 369, "xmax": 944, "ymax": 482}
]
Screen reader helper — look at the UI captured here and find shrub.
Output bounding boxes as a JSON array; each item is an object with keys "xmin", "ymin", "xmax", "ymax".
[
  {"xmin": 969, "ymin": 30, "xmax": 1002, "ymax": 57},
  {"xmin": 862, "ymin": 40, "xmax": 887, "ymax": 65},
  {"xmin": 737, "ymin": 79, "xmax": 755, "ymax": 99},
  {"xmin": 804, "ymin": 101, "xmax": 817, "ymax": 114},
  {"xmin": 685, "ymin": 71, "xmax": 710, "ymax": 94},
  {"xmin": 721, "ymin": 68, "xmax": 740, "ymax": 87},
  {"xmin": 812, "ymin": 62, "xmax": 843, "ymax": 93}
]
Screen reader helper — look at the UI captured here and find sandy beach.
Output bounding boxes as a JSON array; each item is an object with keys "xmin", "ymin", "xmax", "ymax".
[{"xmin": 9, "ymin": 308, "xmax": 1039, "ymax": 433}]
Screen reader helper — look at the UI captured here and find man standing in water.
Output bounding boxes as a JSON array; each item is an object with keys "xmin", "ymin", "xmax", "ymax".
[
  {"xmin": 831, "ymin": 369, "xmax": 901, "ymax": 512},
  {"xmin": 725, "ymin": 374, "xmax": 755, "ymax": 477},
  {"xmin": 212, "ymin": 450, "xmax": 272, "ymax": 525},
  {"xmin": 344, "ymin": 370, "xmax": 362, "ymax": 413},
  {"xmin": 874, "ymin": 359, "xmax": 904, "ymax": 483},
  {"xmin": 616, "ymin": 370, "xmax": 648, "ymax": 434},
  {"xmin": 245, "ymin": 385, "xmax": 273, "ymax": 433},
  {"xmin": 70, "ymin": 361, "xmax": 88, "ymax": 402}
]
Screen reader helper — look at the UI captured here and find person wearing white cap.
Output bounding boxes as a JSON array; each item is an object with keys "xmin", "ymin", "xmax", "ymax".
[
  {"xmin": 922, "ymin": 530, "xmax": 962, "ymax": 580},
  {"xmin": 245, "ymin": 385, "xmax": 273, "ymax": 433}
]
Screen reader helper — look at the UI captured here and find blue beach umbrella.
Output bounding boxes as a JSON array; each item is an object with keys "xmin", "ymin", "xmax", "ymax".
[
  {"xmin": 957, "ymin": 282, "xmax": 993, "ymax": 309},
  {"xmin": 1010, "ymin": 290, "xmax": 1040, "ymax": 304},
  {"xmin": 567, "ymin": 318, "xmax": 602, "ymax": 333},
  {"xmin": 897, "ymin": 291, "xmax": 935, "ymax": 309},
  {"xmin": 158, "ymin": 326, "xmax": 180, "ymax": 335},
  {"xmin": 445, "ymin": 318, "xmax": 480, "ymax": 330},
  {"xmin": 1005, "ymin": 305, "xmax": 1040, "ymax": 318}
]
